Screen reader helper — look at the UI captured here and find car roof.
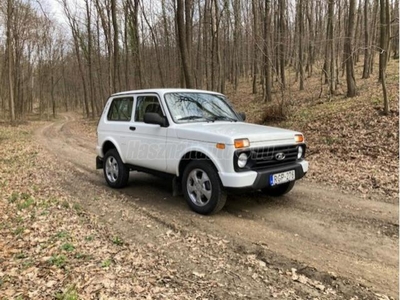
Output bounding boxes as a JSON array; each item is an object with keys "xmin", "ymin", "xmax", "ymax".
[{"xmin": 111, "ymin": 88, "xmax": 223, "ymax": 97}]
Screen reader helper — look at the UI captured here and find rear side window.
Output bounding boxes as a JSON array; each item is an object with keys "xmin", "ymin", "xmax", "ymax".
[{"xmin": 107, "ymin": 97, "xmax": 133, "ymax": 121}]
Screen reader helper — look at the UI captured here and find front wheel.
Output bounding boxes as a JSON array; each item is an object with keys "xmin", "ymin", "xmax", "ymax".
[
  {"xmin": 103, "ymin": 149, "xmax": 129, "ymax": 188},
  {"xmin": 262, "ymin": 181, "xmax": 295, "ymax": 197},
  {"xmin": 182, "ymin": 160, "xmax": 227, "ymax": 215}
]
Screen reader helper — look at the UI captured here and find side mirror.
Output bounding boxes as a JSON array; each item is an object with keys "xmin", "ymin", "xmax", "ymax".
[
  {"xmin": 238, "ymin": 112, "xmax": 246, "ymax": 121},
  {"xmin": 144, "ymin": 112, "xmax": 169, "ymax": 127}
]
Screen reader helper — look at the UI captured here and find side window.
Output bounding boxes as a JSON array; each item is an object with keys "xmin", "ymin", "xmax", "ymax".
[
  {"xmin": 135, "ymin": 96, "xmax": 163, "ymax": 122},
  {"xmin": 107, "ymin": 97, "xmax": 133, "ymax": 121}
]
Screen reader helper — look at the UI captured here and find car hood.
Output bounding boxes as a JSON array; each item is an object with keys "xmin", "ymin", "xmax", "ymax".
[{"xmin": 175, "ymin": 122, "xmax": 300, "ymax": 146}]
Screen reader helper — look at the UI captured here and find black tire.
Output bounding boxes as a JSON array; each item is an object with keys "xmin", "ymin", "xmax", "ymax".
[
  {"xmin": 103, "ymin": 149, "xmax": 129, "ymax": 188},
  {"xmin": 182, "ymin": 160, "xmax": 227, "ymax": 215},
  {"xmin": 262, "ymin": 181, "xmax": 295, "ymax": 197}
]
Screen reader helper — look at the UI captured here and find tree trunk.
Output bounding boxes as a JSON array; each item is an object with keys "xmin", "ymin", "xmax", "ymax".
[
  {"xmin": 263, "ymin": 0, "xmax": 272, "ymax": 102},
  {"xmin": 127, "ymin": 0, "xmax": 142, "ymax": 89},
  {"xmin": 252, "ymin": 0, "xmax": 258, "ymax": 94},
  {"xmin": 85, "ymin": 0, "xmax": 95, "ymax": 118},
  {"xmin": 176, "ymin": 0, "xmax": 194, "ymax": 88},
  {"xmin": 62, "ymin": 0, "xmax": 90, "ymax": 118},
  {"xmin": 278, "ymin": 0, "xmax": 286, "ymax": 89},
  {"xmin": 369, "ymin": 0, "xmax": 379, "ymax": 74},
  {"xmin": 362, "ymin": 0, "xmax": 370, "ymax": 78},
  {"xmin": 306, "ymin": 1, "xmax": 315, "ymax": 77},
  {"xmin": 233, "ymin": 0, "xmax": 241, "ymax": 91},
  {"xmin": 354, "ymin": 0, "xmax": 363, "ymax": 63},
  {"xmin": 298, "ymin": 0, "xmax": 304, "ymax": 91},
  {"xmin": 141, "ymin": 3, "xmax": 166, "ymax": 87},
  {"xmin": 379, "ymin": 0, "xmax": 390, "ymax": 114},
  {"xmin": 111, "ymin": 0, "xmax": 119, "ymax": 92},
  {"xmin": 328, "ymin": 0, "xmax": 335, "ymax": 94},
  {"xmin": 391, "ymin": 0, "xmax": 399, "ymax": 59},
  {"xmin": 210, "ymin": 0, "xmax": 220, "ymax": 91},
  {"xmin": 7, "ymin": 0, "xmax": 15, "ymax": 123},
  {"xmin": 345, "ymin": 0, "xmax": 357, "ymax": 97}
]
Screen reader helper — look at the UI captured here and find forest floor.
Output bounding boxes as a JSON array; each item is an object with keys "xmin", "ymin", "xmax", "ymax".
[
  {"xmin": 0, "ymin": 59, "xmax": 398, "ymax": 299},
  {"xmin": 228, "ymin": 59, "xmax": 399, "ymax": 204}
]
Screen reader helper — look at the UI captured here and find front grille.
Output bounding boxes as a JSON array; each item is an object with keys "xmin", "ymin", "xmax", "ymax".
[{"xmin": 249, "ymin": 145, "xmax": 300, "ymax": 170}]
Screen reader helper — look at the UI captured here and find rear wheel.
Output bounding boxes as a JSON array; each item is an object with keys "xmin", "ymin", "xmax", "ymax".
[
  {"xmin": 103, "ymin": 149, "xmax": 129, "ymax": 188},
  {"xmin": 262, "ymin": 181, "xmax": 295, "ymax": 197},
  {"xmin": 182, "ymin": 160, "xmax": 227, "ymax": 215}
]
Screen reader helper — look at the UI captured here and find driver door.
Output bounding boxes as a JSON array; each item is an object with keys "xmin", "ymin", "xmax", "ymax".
[{"xmin": 125, "ymin": 94, "xmax": 167, "ymax": 171}]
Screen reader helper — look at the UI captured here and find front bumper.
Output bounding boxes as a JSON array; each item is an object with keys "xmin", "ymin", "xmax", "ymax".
[{"xmin": 219, "ymin": 160, "xmax": 308, "ymax": 189}]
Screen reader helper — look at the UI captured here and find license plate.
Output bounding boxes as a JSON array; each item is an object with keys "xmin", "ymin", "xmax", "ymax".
[{"xmin": 270, "ymin": 170, "xmax": 295, "ymax": 186}]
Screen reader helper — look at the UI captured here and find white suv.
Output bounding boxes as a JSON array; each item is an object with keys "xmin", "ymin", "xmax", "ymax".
[{"xmin": 96, "ymin": 89, "xmax": 308, "ymax": 214}]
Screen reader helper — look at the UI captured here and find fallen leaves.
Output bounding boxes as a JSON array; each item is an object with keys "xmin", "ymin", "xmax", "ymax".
[
  {"xmin": 0, "ymin": 106, "xmax": 396, "ymax": 299},
  {"xmin": 0, "ymin": 124, "xmax": 221, "ymax": 299},
  {"xmin": 227, "ymin": 59, "xmax": 399, "ymax": 203}
]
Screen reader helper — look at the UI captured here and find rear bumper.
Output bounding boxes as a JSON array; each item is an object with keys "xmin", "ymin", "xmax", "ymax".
[{"xmin": 220, "ymin": 160, "xmax": 308, "ymax": 189}]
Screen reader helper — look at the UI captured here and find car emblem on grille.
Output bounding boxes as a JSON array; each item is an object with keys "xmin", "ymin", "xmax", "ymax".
[{"xmin": 275, "ymin": 152, "xmax": 285, "ymax": 160}]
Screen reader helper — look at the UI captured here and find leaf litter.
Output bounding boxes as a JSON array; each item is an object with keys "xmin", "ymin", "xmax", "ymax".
[{"xmin": 1, "ymin": 123, "xmax": 371, "ymax": 299}]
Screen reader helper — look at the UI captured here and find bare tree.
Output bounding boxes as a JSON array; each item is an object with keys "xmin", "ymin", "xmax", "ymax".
[
  {"xmin": 298, "ymin": 0, "xmax": 304, "ymax": 91},
  {"xmin": 362, "ymin": 0, "xmax": 370, "ymax": 78},
  {"xmin": 251, "ymin": 0, "xmax": 258, "ymax": 94},
  {"xmin": 62, "ymin": 0, "xmax": 90, "ymax": 118},
  {"xmin": 6, "ymin": 0, "xmax": 15, "ymax": 122},
  {"xmin": 345, "ymin": 0, "xmax": 357, "ymax": 97},
  {"xmin": 263, "ymin": 0, "xmax": 272, "ymax": 102},
  {"xmin": 278, "ymin": 0, "xmax": 286, "ymax": 89},
  {"xmin": 111, "ymin": 0, "xmax": 120, "ymax": 92},
  {"xmin": 176, "ymin": 0, "xmax": 194, "ymax": 88},
  {"xmin": 379, "ymin": 0, "xmax": 390, "ymax": 115}
]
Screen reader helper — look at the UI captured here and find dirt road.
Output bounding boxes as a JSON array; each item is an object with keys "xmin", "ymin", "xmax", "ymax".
[{"xmin": 36, "ymin": 114, "xmax": 399, "ymax": 299}]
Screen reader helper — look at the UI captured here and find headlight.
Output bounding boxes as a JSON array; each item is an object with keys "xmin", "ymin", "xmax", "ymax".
[
  {"xmin": 238, "ymin": 153, "xmax": 249, "ymax": 168},
  {"xmin": 297, "ymin": 146, "xmax": 304, "ymax": 159}
]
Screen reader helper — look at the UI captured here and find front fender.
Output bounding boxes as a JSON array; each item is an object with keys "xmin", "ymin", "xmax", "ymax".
[{"xmin": 174, "ymin": 144, "xmax": 229, "ymax": 177}]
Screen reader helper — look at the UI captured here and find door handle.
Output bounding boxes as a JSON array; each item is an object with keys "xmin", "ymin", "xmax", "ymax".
[{"xmin": 129, "ymin": 126, "xmax": 136, "ymax": 131}]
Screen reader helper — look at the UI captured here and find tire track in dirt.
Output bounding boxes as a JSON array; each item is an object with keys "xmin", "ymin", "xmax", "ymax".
[{"xmin": 36, "ymin": 114, "xmax": 399, "ymax": 299}]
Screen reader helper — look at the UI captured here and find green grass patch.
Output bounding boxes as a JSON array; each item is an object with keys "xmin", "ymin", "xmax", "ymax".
[
  {"xmin": 14, "ymin": 226, "xmax": 25, "ymax": 236},
  {"xmin": 55, "ymin": 286, "xmax": 79, "ymax": 300},
  {"xmin": 72, "ymin": 203, "xmax": 82, "ymax": 214},
  {"xmin": 112, "ymin": 236, "xmax": 123, "ymax": 246},
  {"xmin": 101, "ymin": 259, "xmax": 112, "ymax": 268},
  {"xmin": 48, "ymin": 255, "xmax": 67, "ymax": 268},
  {"xmin": 15, "ymin": 252, "xmax": 27, "ymax": 259},
  {"xmin": 22, "ymin": 259, "xmax": 34, "ymax": 269},
  {"xmin": 61, "ymin": 243, "xmax": 75, "ymax": 252},
  {"xmin": 17, "ymin": 197, "xmax": 35, "ymax": 210},
  {"xmin": 55, "ymin": 231, "xmax": 70, "ymax": 240},
  {"xmin": 322, "ymin": 136, "xmax": 341, "ymax": 145},
  {"xmin": 75, "ymin": 253, "xmax": 92, "ymax": 261},
  {"xmin": 85, "ymin": 235, "xmax": 94, "ymax": 242},
  {"xmin": 61, "ymin": 200, "xmax": 70, "ymax": 209},
  {"xmin": 8, "ymin": 192, "xmax": 19, "ymax": 203}
]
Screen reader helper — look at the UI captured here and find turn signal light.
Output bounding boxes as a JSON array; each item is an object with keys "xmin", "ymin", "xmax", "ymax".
[
  {"xmin": 234, "ymin": 138, "xmax": 250, "ymax": 149},
  {"xmin": 216, "ymin": 143, "xmax": 226, "ymax": 149},
  {"xmin": 295, "ymin": 134, "xmax": 304, "ymax": 143}
]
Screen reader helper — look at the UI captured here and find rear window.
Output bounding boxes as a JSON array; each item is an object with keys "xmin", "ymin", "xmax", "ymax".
[{"xmin": 107, "ymin": 97, "xmax": 133, "ymax": 121}]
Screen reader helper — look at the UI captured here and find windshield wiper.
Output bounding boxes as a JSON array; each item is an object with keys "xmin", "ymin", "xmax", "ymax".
[
  {"xmin": 177, "ymin": 115, "xmax": 204, "ymax": 121},
  {"xmin": 211, "ymin": 115, "xmax": 237, "ymax": 122}
]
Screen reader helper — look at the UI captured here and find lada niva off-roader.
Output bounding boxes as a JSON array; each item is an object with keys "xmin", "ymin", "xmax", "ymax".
[{"xmin": 96, "ymin": 89, "xmax": 308, "ymax": 214}]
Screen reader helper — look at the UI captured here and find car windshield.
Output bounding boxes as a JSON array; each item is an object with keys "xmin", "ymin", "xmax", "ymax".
[{"xmin": 164, "ymin": 92, "xmax": 238, "ymax": 123}]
